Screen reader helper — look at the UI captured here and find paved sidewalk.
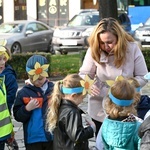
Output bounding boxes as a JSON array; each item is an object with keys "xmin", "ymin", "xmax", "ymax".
[{"xmin": 5, "ymin": 81, "xmax": 150, "ymax": 150}]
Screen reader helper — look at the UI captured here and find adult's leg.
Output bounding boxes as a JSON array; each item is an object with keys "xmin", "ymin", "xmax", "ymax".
[
  {"xmin": 0, "ymin": 141, "xmax": 5, "ymax": 150},
  {"xmin": 92, "ymin": 118, "xmax": 102, "ymax": 137}
]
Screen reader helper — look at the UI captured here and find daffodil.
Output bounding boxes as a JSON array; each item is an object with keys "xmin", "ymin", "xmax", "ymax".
[
  {"xmin": 80, "ymin": 75, "xmax": 94, "ymax": 95},
  {"xmin": 28, "ymin": 62, "xmax": 49, "ymax": 81},
  {"xmin": 106, "ymin": 75, "xmax": 132, "ymax": 87}
]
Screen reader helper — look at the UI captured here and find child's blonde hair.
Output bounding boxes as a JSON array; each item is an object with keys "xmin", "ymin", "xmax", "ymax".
[
  {"xmin": 0, "ymin": 46, "xmax": 11, "ymax": 60},
  {"xmin": 104, "ymin": 79, "xmax": 136, "ymax": 119},
  {"xmin": 47, "ymin": 74, "xmax": 83, "ymax": 132},
  {"xmin": 127, "ymin": 77, "xmax": 141, "ymax": 107}
]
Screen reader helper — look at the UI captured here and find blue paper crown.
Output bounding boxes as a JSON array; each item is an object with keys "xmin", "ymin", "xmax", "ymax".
[
  {"xmin": 61, "ymin": 87, "xmax": 83, "ymax": 94},
  {"xmin": 109, "ymin": 92, "xmax": 133, "ymax": 107}
]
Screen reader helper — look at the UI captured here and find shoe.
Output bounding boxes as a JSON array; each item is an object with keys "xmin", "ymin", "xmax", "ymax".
[{"xmin": 6, "ymin": 139, "xmax": 19, "ymax": 150}]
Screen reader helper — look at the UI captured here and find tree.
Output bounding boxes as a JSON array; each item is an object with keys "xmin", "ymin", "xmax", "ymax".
[{"xmin": 99, "ymin": 0, "xmax": 118, "ymax": 20}]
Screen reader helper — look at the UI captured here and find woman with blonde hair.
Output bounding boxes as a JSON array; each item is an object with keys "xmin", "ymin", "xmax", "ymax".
[
  {"xmin": 47, "ymin": 74, "xmax": 96, "ymax": 150},
  {"xmin": 79, "ymin": 17, "xmax": 148, "ymax": 136}
]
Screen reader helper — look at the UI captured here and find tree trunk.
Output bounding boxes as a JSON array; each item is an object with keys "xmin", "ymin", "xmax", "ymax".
[{"xmin": 99, "ymin": 0, "xmax": 118, "ymax": 20}]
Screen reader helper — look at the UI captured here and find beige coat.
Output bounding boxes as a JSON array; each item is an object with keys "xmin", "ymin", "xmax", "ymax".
[{"xmin": 79, "ymin": 42, "xmax": 148, "ymax": 122}]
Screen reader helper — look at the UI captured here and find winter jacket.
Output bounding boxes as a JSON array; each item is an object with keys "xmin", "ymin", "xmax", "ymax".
[
  {"xmin": 101, "ymin": 117, "xmax": 141, "ymax": 150},
  {"xmin": 1, "ymin": 64, "xmax": 18, "ymax": 111},
  {"xmin": 79, "ymin": 42, "xmax": 148, "ymax": 122},
  {"xmin": 13, "ymin": 80, "xmax": 54, "ymax": 145},
  {"xmin": 138, "ymin": 115, "xmax": 150, "ymax": 150},
  {"xmin": 137, "ymin": 95, "xmax": 150, "ymax": 119},
  {"xmin": 53, "ymin": 99, "xmax": 94, "ymax": 150}
]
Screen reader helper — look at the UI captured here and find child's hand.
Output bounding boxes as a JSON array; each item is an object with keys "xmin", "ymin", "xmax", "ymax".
[
  {"xmin": 25, "ymin": 97, "xmax": 40, "ymax": 111},
  {"xmin": 87, "ymin": 121, "xmax": 96, "ymax": 133},
  {"xmin": 82, "ymin": 114, "xmax": 96, "ymax": 132}
]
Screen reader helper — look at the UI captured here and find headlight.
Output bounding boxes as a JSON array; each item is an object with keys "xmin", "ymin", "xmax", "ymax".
[
  {"xmin": 53, "ymin": 28, "xmax": 61, "ymax": 37},
  {"xmin": 0, "ymin": 39, "xmax": 7, "ymax": 46},
  {"xmin": 82, "ymin": 27, "xmax": 94, "ymax": 37}
]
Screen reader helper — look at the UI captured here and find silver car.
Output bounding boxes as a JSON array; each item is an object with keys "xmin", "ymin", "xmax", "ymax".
[
  {"xmin": 0, "ymin": 20, "xmax": 54, "ymax": 54},
  {"xmin": 134, "ymin": 17, "xmax": 150, "ymax": 47}
]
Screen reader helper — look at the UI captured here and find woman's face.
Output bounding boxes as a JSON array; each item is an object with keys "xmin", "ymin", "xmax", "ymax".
[{"xmin": 99, "ymin": 31, "xmax": 117, "ymax": 53}]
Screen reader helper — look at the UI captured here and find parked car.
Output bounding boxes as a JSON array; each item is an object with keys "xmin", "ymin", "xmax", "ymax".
[
  {"xmin": 0, "ymin": 20, "xmax": 54, "ymax": 54},
  {"xmin": 52, "ymin": 10, "xmax": 132, "ymax": 54},
  {"xmin": 134, "ymin": 17, "xmax": 150, "ymax": 47}
]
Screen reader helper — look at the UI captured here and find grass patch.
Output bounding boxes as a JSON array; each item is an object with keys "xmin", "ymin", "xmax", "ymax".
[{"xmin": 50, "ymin": 54, "xmax": 81, "ymax": 76}]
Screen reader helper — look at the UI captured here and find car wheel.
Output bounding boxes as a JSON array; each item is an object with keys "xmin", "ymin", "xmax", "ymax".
[
  {"xmin": 11, "ymin": 42, "xmax": 22, "ymax": 54},
  {"xmin": 48, "ymin": 41, "xmax": 55, "ymax": 55},
  {"xmin": 55, "ymin": 50, "xmax": 61, "ymax": 55},
  {"xmin": 84, "ymin": 36, "xmax": 89, "ymax": 47},
  {"xmin": 61, "ymin": 50, "xmax": 68, "ymax": 55}
]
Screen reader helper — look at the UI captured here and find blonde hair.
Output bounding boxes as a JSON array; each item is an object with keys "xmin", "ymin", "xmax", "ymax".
[
  {"xmin": 127, "ymin": 77, "xmax": 141, "ymax": 107},
  {"xmin": 104, "ymin": 79, "xmax": 136, "ymax": 119},
  {"xmin": 5, "ymin": 46, "xmax": 11, "ymax": 60},
  {"xmin": 88, "ymin": 17, "xmax": 135, "ymax": 68},
  {"xmin": 47, "ymin": 74, "xmax": 83, "ymax": 132}
]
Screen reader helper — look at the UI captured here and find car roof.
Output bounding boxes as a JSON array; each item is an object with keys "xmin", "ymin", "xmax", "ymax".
[
  {"xmin": 78, "ymin": 11, "xmax": 99, "ymax": 16},
  {"xmin": 4, "ymin": 20, "xmax": 38, "ymax": 23},
  {"xmin": 78, "ymin": 9, "xmax": 128, "ymax": 16},
  {"xmin": 79, "ymin": 9, "xmax": 98, "ymax": 14}
]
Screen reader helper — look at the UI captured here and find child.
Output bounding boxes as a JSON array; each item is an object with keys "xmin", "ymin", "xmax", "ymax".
[
  {"xmin": 96, "ymin": 76, "xmax": 141, "ymax": 150},
  {"xmin": 47, "ymin": 74, "xmax": 96, "ymax": 150},
  {"xmin": 13, "ymin": 55, "xmax": 54, "ymax": 150},
  {"xmin": 138, "ymin": 72, "xmax": 150, "ymax": 149},
  {"xmin": 0, "ymin": 46, "xmax": 18, "ymax": 150}
]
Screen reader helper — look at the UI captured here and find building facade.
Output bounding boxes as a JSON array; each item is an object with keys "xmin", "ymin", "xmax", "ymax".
[{"xmin": 0, "ymin": 0, "xmax": 98, "ymax": 26}]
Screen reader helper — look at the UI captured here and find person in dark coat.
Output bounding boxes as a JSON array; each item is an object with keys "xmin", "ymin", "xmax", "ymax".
[{"xmin": 47, "ymin": 74, "xmax": 96, "ymax": 150}]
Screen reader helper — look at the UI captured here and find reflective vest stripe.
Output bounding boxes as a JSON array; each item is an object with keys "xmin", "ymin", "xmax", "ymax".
[
  {"xmin": 0, "ymin": 116, "xmax": 12, "ymax": 127},
  {"xmin": 0, "ymin": 76, "xmax": 13, "ymax": 138},
  {"xmin": 0, "ymin": 103, "xmax": 7, "ymax": 112}
]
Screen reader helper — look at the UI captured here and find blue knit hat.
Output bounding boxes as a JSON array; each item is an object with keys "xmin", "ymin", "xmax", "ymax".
[{"xmin": 26, "ymin": 55, "xmax": 49, "ymax": 81}]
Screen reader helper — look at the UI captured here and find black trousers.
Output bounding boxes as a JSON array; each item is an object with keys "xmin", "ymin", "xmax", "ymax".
[
  {"xmin": 92, "ymin": 118, "xmax": 102, "ymax": 138},
  {"xmin": 0, "ymin": 141, "xmax": 5, "ymax": 150},
  {"xmin": 26, "ymin": 141, "xmax": 53, "ymax": 150}
]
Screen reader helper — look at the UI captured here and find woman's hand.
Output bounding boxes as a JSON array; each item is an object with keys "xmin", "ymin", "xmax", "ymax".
[{"xmin": 91, "ymin": 85, "xmax": 100, "ymax": 96}]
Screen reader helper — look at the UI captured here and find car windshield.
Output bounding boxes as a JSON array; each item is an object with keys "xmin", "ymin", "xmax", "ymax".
[
  {"xmin": 0, "ymin": 23, "xmax": 24, "ymax": 33},
  {"xmin": 145, "ymin": 18, "xmax": 150, "ymax": 26},
  {"xmin": 67, "ymin": 14, "xmax": 100, "ymax": 26}
]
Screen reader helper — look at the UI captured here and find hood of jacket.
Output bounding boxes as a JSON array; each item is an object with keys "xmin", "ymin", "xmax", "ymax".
[
  {"xmin": 102, "ymin": 117, "xmax": 139, "ymax": 148},
  {"xmin": 2, "ymin": 64, "xmax": 17, "ymax": 78}
]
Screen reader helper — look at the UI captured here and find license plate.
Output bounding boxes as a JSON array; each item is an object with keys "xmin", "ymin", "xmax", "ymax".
[
  {"xmin": 62, "ymin": 40, "xmax": 77, "ymax": 45},
  {"xmin": 145, "ymin": 37, "xmax": 150, "ymax": 42}
]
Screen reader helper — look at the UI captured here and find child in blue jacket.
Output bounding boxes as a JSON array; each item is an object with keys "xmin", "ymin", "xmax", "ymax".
[{"xmin": 13, "ymin": 55, "xmax": 54, "ymax": 150}]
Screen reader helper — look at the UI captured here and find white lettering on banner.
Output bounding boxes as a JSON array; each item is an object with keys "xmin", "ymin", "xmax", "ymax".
[
  {"xmin": 49, "ymin": 0, "xmax": 57, "ymax": 14},
  {"xmin": 60, "ymin": 0, "xmax": 67, "ymax": 6},
  {"xmin": 49, "ymin": 0, "xmax": 56, "ymax": 6},
  {"xmin": 39, "ymin": 0, "xmax": 46, "ymax": 6}
]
